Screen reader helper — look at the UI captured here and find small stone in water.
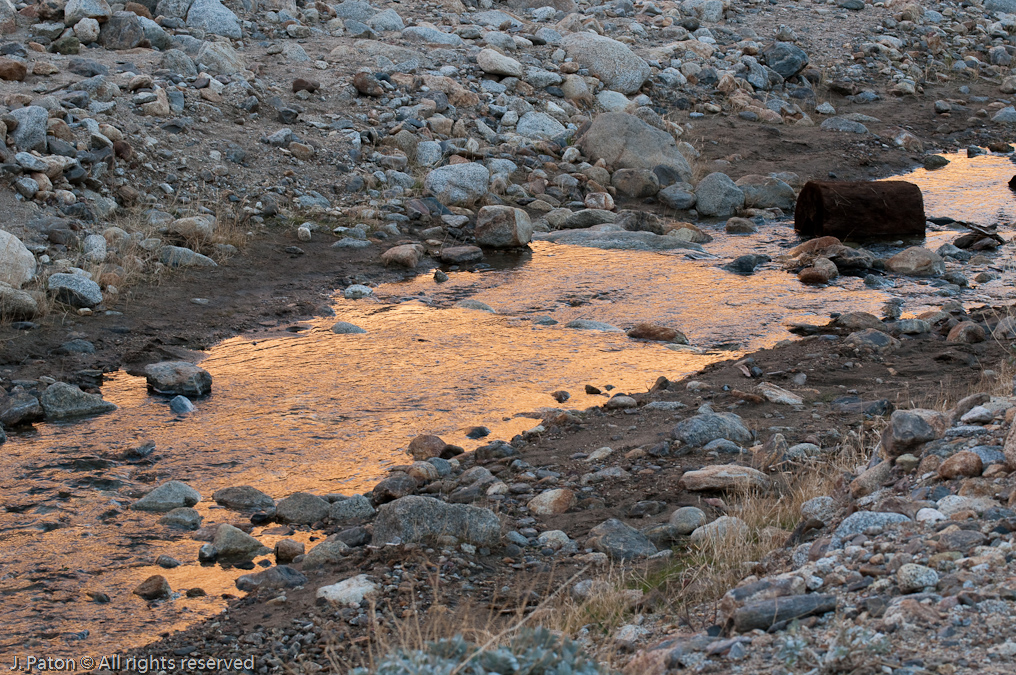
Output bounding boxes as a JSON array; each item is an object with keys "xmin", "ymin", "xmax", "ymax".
[{"xmin": 170, "ymin": 395, "xmax": 196, "ymax": 414}]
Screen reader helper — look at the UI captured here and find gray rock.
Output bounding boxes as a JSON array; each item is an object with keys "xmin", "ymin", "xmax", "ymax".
[
  {"xmin": 672, "ymin": 412, "xmax": 753, "ymax": 447},
  {"xmin": 235, "ymin": 565, "xmax": 307, "ymax": 592},
  {"xmin": 402, "ymin": 25, "xmax": 463, "ymax": 46},
  {"xmin": 333, "ymin": 0, "xmax": 377, "ymax": 21},
  {"xmin": 515, "ymin": 111, "xmax": 566, "ymax": 139},
  {"xmin": 64, "ymin": 0, "xmax": 112, "ymax": 25},
  {"xmin": 820, "ymin": 117, "xmax": 868, "ymax": 134},
  {"xmin": 82, "ymin": 234, "xmax": 107, "ymax": 263},
  {"xmin": 897, "ymin": 563, "xmax": 939, "ymax": 593},
  {"xmin": 213, "ymin": 523, "xmax": 269, "ymax": 560},
  {"xmin": 586, "ymin": 518, "xmax": 658, "ymax": 560},
  {"xmin": 138, "ymin": 16, "xmax": 172, "ymax": 50},
  {"xmin": 373, "ymin": 495, "xmax": 501, "ymax": 546},
  {"xmin": 669, "ymin": 506, "xmax": 707, "ymax": 535},
  {"xmin": 415, "ymin": 141, "xmax": 443, "ymax": 166},
  {"xmin": 161, "ymin": 49, "xmax": 197, "ymax": 77},
  {"xmin": 695, "ymin": 173, "xmax": 744, "ymax": 217},
  {"xmin": 275, "ymin": 492, "xmax": 330, "ymax": 524},
  {"xmin": 156, "ymin": 0, "xmax": 192, "ymax": 18},
  {"xmin": 992, "ymin": 106, "xmax": 1016, "ymax": 123},
  {"xmin": 658, "ymin": 183, "xmax": 697, "ymax": 210},
  {"xmin": 561, "ymin": 33, "xmax": 649, "ymax": 94},
  {"xmin": 424, "ymin": 163, "xmax": 490, "ymax": 205},
  {"xmin": 578, "ymin": 112, "xmax": 691, "ymax": 183},
  {"xmin": 40, "ymin": 382, "xmax": 116, "ymax": 419},
  {"xmin": 9, "ymin": 106, "xmax": 50, "ymax": 152},
  {"xmin": 331, "ymin": 321, "xmax": 367, "ymax": 334},
  {"xmin": 800, "ymin": 496, "xmax": 835, "ymax": 524},
  {"xmin": 100, "ymin": 11, "xmax": 144, "ymax": 49},
  {"xmin": 0, "ymin": 230, "xmax": 37, "ymax": 288},
  {"xmin": 169, "ymin": 395, "xmax": 195, "ymax": 414},
  {"xmin": 160, "ymin": 245, "xmax": 217, "ymax": 268},
  {"xmin": 302, "ymin": 535, "xmax": 352, "ymax": 568},
  {"xmin": 830, "ymin": 511, "xmax": 910, "ymax": 547},
  {"xmin": 158, "ymin": 506, "xmax": 202, "ymax": 529},
  {"xmin": 735, "ymin": 175, "xmax": 796, "ymax": 210},
  {"xmin": 0, "ymin": 392, "xmax": 42, "ymax": 426},
  {"xmin": 186, "ymin": 0, "xmax": 241, "ymax": 38},
  {"xmin": 145, "ymin": 361, "xmax": 212, "ymax": 397},
  {"xmin": 762, "ymin": 42, "xmax": 808, "ymax": 79},
  {"xmin": 195, "ymin": 41, "xmax": 246, "ymax": 75},
  {"xmin": 369, "ymin": 9, "xmax": 403, "ymax": 32},
  {"xmin": 134, "ymin": 481, "xmax": 201, "ymax": 512},
  {"xmin": 329, "ymin": 494, "xmax": 376, "ymax": 522},
  {"xmin": 212, "ymin": 485, "xmax": 275, "ymax": 511}
]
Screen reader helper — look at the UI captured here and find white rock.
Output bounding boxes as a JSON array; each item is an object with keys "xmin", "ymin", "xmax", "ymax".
[{"xmin": 316, "ymin": 574, "xmax": 378, "ymax": 605}]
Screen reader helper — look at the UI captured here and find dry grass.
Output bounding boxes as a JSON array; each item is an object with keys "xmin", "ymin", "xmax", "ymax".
[{"xmin": 331, "ymin": 431, "xmax": 884, "ymax": 674}]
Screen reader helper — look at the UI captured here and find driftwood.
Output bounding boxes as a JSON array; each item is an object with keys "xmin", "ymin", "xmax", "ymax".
[
  {"xmin": 732, "ymin": 594, "xmax": 839, "ymax": 632},
  {"xmin": 794, "ymin": 180, "xmax": 926, "ymax": 239}
]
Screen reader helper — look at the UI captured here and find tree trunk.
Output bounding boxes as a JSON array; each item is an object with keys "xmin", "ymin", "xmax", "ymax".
[{"xmin": 794, "ymin": 180, "xmax": 925, "ymax": 240}]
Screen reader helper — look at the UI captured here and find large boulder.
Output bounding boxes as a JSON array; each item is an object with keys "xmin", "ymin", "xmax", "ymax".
[
  {"xmin": 515, "ymin": 111, "xmax": 566, "ymax": 140},
  {"xmin": 64, "ymin": 0, "xmax": 112, "ymax": 25},
  {"xmin": 762, "ymin": 42, "xmax": 809, "ymax": 79},
  {"xmin": 8, "ymin": 106, "xmax": 49, "ymax": 152},
  {"xmin": 887, "ymin": 247, "xmax": 944, "ymax": 277},
  {"xmin": 373, "ymin": 495, "xmax": 501, "ymax": 546},
  {"xmin": 213, "ymin": 523, "xmax": 269, "ymax": 560},
  {"xmin": 561, "ymin": 33, "xmax": 649, "ymax": 94},
  {"xmin": 474, "ymin": 206, "xmax": 533, "ymax": 248},
  {"xmin": 133, "ymin": 480, "xmax": 201, "ymax": 511},
  {"xmin": 882, "ymin": 409, "xmax": 949, "ymax": 458},
  {"xmin": 735, "ymin": 175, "xmax": 796, "ymax": 210},
  {"xmin": 100, "ymin": 11, "xmax": 144, "ymax": 49},
  {"xmin": 39, "ymin": 382, "xmax": 116, "ymax": 419},
  {"xmin": 47, "ymin": 273, "xmax": 103, "ymax": 308},
  {"xmin": 695, "ymin": 173, "xmax": 745, "ymax": 217},
  {"xmin": 1, "ymin": 0, "xmax": 16, "ymax": 33},
  {"xmin": 577, "ymin": 113, "xmax": 691, "ymax": 183},
  {"xmin": 186, "ymin": 0, "xmax": 241, "ymax": 38},
  {"xmin": 235, "ymin": 565, "xmax": 307, "ymax": 592},
  {"xmin": 144, "ymin": 361, "xmax": 212, "ymax": 397},
  {"xmin": 672, "ymin": 412, "xmax": 753, "ymax": 447},
  {"xmin": 275, "ymin": 492, "xmax": 330, "ymax": 524},
  {"xmin": 586, "ymin": 518, "xmax": 657, "ymax": 560},
  {"xmin": 195, "ymin": 40, "xmax": 246, "ymax": 74},
  {"xmin": 0, "ymin": 230, "xmax": 36, "ymax": 288},
  {"xmin": 424, "ymin": 163, "xmax": 490, "ymax": 205},
  {"xmin": 212, "ymin": 485, "xmax": 275, "ymax": 511},
  {"xmin": 0, "ymin": 392, "xmax": 43, "ymax": 426}
]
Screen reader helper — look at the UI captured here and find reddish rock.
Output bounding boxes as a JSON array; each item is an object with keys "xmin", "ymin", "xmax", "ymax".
[
  {"xmin": 789, "ymin": 236, "xmax": 841, "ymax": 257},
  {"xmin": 292, "ymin": 77, "xmax": 320, "ymax": 93},
  {"xmin": 937, "ymin": 451, "xmax": 983, "ymax": 479},
  {"xmin": 353, "ymin": 71, "xmax": 384, "ymax": 97},
  {"xmin": 626, "ymin": 322, "xmax": 688, "ymax": 343},
  {"xmin": 133, "ymin": 575, "xmax": 171, "ymax": 600},
  {"xmin": 946, "ymin": 322, "xmax": 985, "ymax": 344},
  {"xmin": 407, "ymin": 434, "xmax": 462, "ymax": 460},
  {"xmin": 0, "ymin": 58, "xmax": 27, "ymax": 82},
  {"xmin": 527, "ymin": 488, "xmax": 576, "ymax": 515},
  {"xmin": 797, "ymin": 257, "xmax": 838, "ymax": 284}
]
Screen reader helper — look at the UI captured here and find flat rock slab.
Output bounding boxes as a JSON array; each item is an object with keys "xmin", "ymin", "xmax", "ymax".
[{"xmin": 680, "ymin": 465, "xmax": 770, "ymax": 492}]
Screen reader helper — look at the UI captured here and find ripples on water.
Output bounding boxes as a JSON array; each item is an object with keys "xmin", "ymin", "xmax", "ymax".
[{"xmin": 4, "ymin": 152, "xmax": 1016, "ymax": 654}]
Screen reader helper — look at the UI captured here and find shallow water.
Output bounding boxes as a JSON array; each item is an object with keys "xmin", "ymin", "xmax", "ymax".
[{"xmin": 4, "ymin": 151, "xmax": 1016, "ymax": 654}]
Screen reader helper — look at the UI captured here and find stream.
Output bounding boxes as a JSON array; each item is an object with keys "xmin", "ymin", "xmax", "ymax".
[{"xmin": 3, "ymin": 152, "xmax": 1016, "ymax": 655}]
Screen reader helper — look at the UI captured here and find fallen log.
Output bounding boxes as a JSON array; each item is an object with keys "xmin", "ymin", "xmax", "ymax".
[
  {"xmin": 794, "ymin": 180, "xmax": 925, "ymax": 239},
  {"xmin": 732, "ymin": 593, "xmax": 839, "ymax": 632}
]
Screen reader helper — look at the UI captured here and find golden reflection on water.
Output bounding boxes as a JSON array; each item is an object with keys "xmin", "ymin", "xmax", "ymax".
[{"xmin": 3, "ymin": 235, "xmax": 897, "ymax": 656}]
